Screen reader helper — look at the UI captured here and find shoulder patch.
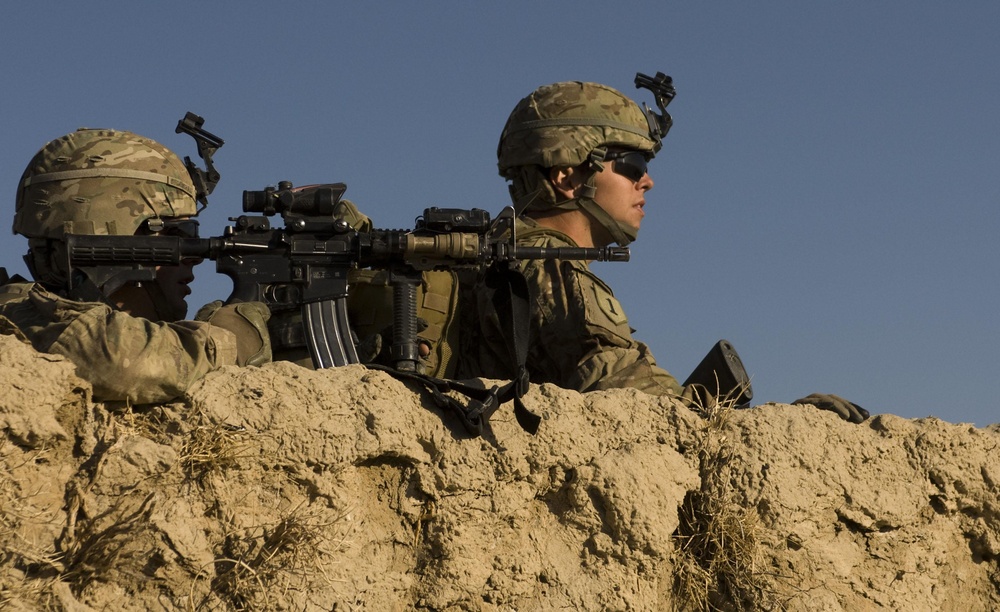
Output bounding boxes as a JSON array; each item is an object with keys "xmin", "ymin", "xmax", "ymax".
[
  {"xmin": 579, "ymin": 271, "xmax": 630, "ymax": 330},
  {"xmin": 592, "ymin": 286, "xmax": 628, "ymax": 326}
]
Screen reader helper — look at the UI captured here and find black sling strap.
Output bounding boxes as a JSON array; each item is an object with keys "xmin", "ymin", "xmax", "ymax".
[
  {"xmin": 480, "ymin": 262, "xmax": 541, "ymax": 434},
  {"xmin": 364, "ymin": 262, "xmax": 541, "ymax": 437}
]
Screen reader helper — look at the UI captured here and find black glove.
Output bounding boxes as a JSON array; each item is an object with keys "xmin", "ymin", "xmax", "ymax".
[{"xmin": 792, "ymin": 393, "xmax": 870, "ymax": 424}]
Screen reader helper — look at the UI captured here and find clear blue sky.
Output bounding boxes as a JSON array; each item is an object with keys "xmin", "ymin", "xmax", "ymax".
[{"xmin": 2, "ymin": 2, "xmax": 997, "ymax": 426}]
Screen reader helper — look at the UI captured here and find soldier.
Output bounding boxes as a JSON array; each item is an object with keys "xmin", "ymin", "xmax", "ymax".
[
  {"xmin": 460, "ymin": 76, "xmax": 868, "ymax": 423},
  {"xmin": 0, "ymin": 127, "xmax": 271, "ymax": 404}
]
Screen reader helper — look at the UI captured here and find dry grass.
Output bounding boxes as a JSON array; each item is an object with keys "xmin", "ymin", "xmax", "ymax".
[
  {"xmin": 2, "ymin": 431, "xmax": 156, "ymax": 605},
  {"xmin": 60, "ymin": 491, "xmax": 157, "ymax": 589},
  {"xmin": 671, "ymin": 398, "xmax": 780, "ymax": 612},
  {"xmin": 0, "ymin": 571, "xmax": 60, "ymax": 611},
  {"xmin": 192, "ymin": 501, "xmax": 352, "ymax": 610},
  {"xmin": 0, "ymin": 439, "xmax": 64, "ymax": 606},
  {"xmin": 52, "ymin": 411, "xmax": 165, "ymax": 592},
  {"xmin": 179, "ymin": 421, "xmax": 256, "ymax": 482},
  {"xmin": 689, "ymin": 376, "xmax": 755, "ymax": 415},
  {"xmin": 115, "ymin": 403, "xmax": 258, "ymax": 482}
]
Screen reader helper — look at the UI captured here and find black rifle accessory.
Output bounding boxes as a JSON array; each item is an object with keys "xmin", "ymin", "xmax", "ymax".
[
  {"xmin": 634, "ymin": 71, "xmax": 676, "ymax": 152},
  {"xmin": 175, "ymin": 112, "xmax": 225, "ymax": 210},
  {"xmin": 682, "ymin": 339, "xmax": 753, "ymax": 409},
  {"xmin": 65, "ymin": 181, "xmax": 631, "ymax": 436}
]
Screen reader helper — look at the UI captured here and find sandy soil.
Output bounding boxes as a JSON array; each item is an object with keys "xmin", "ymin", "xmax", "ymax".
[{"xmin": 2, "ymin": 333, "xmax": 998, "ymax": 610}]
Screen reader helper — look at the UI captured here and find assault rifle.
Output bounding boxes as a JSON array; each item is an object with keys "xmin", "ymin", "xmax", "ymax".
[{"xmin": 65, "ymin": 181, "xmax": 629, "ymax": 435}]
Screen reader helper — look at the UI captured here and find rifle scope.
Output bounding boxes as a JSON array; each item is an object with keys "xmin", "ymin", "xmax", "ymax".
[{"xmin": 243, "ymin": 182, "xmax": 347, "ymax": 217}]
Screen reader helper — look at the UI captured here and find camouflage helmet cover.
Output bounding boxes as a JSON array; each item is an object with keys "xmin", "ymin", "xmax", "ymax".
[
  {"xmin": 14, "ymin": 128, "xmax": 198, "ymax": 239},
  {"xmin": 497, "ymin": 81, "xmax": 657, "ymax": 177}
]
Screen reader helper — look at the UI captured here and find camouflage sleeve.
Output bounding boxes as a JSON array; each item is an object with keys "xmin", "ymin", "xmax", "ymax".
[
  {"xmin": 521, "ymin": 257, "xmax": 684, "ymax": 397},
  {"xmin": 19, "ymin": 287, "xmax": 238, "ymax": 404}
]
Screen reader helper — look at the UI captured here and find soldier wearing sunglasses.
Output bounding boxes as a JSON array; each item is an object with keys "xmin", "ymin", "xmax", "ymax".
[
  {"xmin": 0, "ymin": 127, "xmax": 270, "ymax": 405},
  {"xmin": 460, "ymin": 74, "xmax": 868, "ymax": 423}
]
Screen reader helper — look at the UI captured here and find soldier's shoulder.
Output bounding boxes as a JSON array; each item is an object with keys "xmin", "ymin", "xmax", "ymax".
[
  {"xmin": 514, "ymin": 217, "xmax": 576, "ymax": 249},
  {"xmin": 0, "ymin": 280, "xmax": 112, "ymax": 316},
  {"xmin": 0, "ymin": 274, "xmax": 37, "ymax": 305}
]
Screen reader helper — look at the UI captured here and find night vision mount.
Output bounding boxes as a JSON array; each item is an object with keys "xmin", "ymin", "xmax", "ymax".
[
  {"xmin": 634, "ymin": 71, "xmax": 676, "ymax": 153},
  {"xmin": 175, "ymin": 111, "xmax": 225, "ymax": 211}
]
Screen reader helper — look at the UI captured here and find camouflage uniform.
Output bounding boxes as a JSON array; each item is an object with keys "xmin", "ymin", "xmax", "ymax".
[
  {"xmin": 0, "ymin": 281, "xmax": 241, "ymax": 403},
  {"xmin": 2, "ymin": 127, "xmax": 270, "ymax": 404},
  {"xmin": 469, "ymin": 75, "xmax": 871, "ymax": 423},
  {"xmin": 460, "ymin": 216, "xmax": 683, "ymax": 395},
  {"xmin": 455, "ymin": 78, "xmax": 688, "ymax": 398}
]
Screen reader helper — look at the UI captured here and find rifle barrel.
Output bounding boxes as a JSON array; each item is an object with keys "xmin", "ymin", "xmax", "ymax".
[{"xmin": 512, "ymin": 246, "xmax": 630, "ymax": 262}]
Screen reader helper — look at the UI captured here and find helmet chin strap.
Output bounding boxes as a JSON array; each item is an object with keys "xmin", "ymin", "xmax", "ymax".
[
  {"xmin": 551, "ymin": 166, "xmax": 639, "ymax": 247},
  {"xmin": 577, "ymin": 196, "xmax": 638, "ymax": 247},
  {"xmin": 514, "ymin": 151, "xmax": 642, "ymax": 247}
]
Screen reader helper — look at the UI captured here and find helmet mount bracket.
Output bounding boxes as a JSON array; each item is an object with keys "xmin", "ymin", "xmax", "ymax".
[
  {"xmin": 634, "ymin": 71, "xmax": 676, "ymax": 153},
  {"xmin": 175, "ymin": 112, "xmax": 224, "ymax": 212}
]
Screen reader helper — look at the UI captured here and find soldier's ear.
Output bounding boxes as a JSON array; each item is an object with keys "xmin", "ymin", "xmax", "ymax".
[{"xmin": 549, "ymin": 166, "xmax": 582, "ymax": 200}]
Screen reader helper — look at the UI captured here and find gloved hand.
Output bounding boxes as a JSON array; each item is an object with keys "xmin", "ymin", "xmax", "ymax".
[
  {"xmin": 196, "ymin": 301, "xmax": 272, "ymax": 367},
  {"xmin": 792, "ymin": 393, "xmax": 870, "ymax": 424},
  {"xmin": 355, "ymin": 331, "xmax": 383, "ymax": 364},
  {"xmin": 360, "ymin": 319, "xmax": 432, "ymax": 365}
]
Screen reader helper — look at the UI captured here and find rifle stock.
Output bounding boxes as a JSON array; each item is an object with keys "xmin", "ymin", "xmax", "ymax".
[{"xmin": 682, "ymin": 339, "xmax": 753, "ymax": 408}]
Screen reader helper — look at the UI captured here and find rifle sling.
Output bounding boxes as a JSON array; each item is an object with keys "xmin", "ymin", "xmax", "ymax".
[
  {"xmin": 366, "ymin": 365, "xmax": 539, "ymax": 437},
  {"xmin": 361, "ymin": 263, "xmax": 542, "ymax": 437},
  {"xmin": 482, "ymin": 263, "xmax": 541, "ymax": 433},
  {"xmin": 304, "ymin": 263, "xmax": 542, "ymax": 437}
]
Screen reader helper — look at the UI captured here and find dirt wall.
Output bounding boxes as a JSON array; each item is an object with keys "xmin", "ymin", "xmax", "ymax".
[{"xmin": 2, "ymin": 334, "xmax": 998, "ymax": 610}]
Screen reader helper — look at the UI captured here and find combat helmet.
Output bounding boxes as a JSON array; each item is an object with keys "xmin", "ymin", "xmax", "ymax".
[
  {"xmin": 497, "ymin": 72, "xmax": 675, "ymax": 246},
  {"xmin": 14, "ymin": 128, "xmax": 198, "ymax": 287},
  {"xmin": 15, "ymin": 128, "xmax": 198, "ymax": 240}
]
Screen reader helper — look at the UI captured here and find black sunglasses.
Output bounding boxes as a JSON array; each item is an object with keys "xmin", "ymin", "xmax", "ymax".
[{"xmin": 604, "ymin": 150, "xmax": 651, "ymax": 183}]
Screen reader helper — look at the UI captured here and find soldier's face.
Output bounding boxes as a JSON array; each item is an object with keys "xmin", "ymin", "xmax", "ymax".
[
  {"xmin": 153, "ymin": 260, "xmax": 196, "ymax": 319},
  {"xmin": 115, "ymin": 215, "xmax": 199, "ymax": 321},
  {"xmin": 592, "ymin": 155, "xmax": 654, "ymax": 237},
  {"xmin": 149, "ymin": 218, "xmax": 199, "ymax": 320},
  {"xmin": 112, "ymin": 262, "xmax": 194, "ymax": 322}
]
